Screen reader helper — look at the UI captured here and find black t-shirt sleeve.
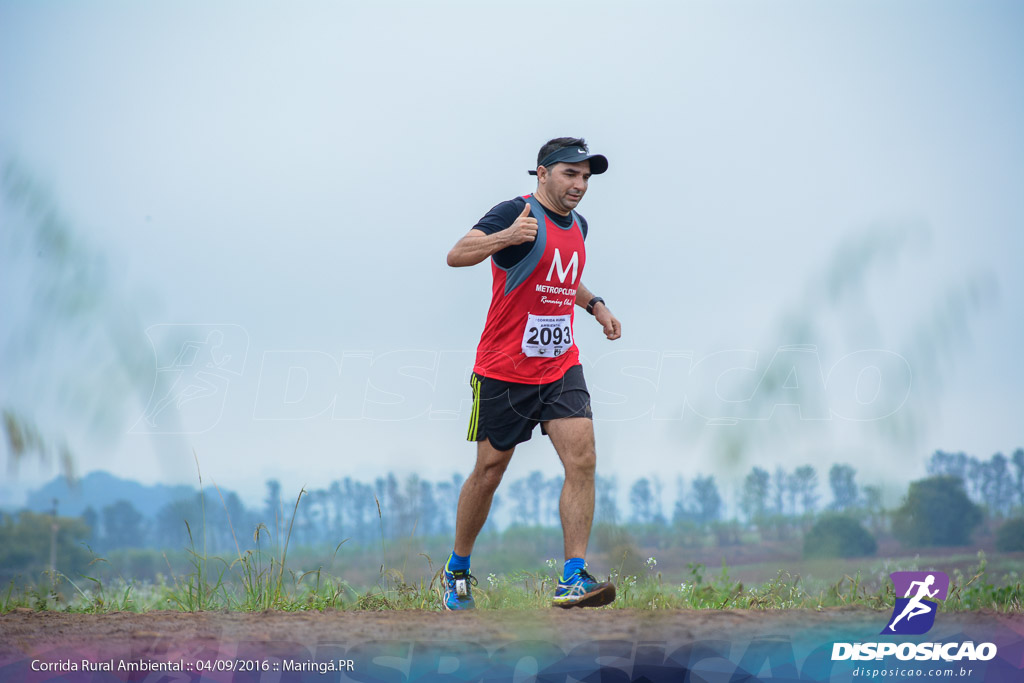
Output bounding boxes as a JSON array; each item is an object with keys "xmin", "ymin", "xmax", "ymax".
[
  {"xmin": 473, "ymin": 197, "xmax": 525, "ymax": 235},
  {"xmin": 473, "ymin": 197, "xmax": 588, "ymax": 269},
  {"xmin": 473, "ymin": 197, "xmax": 533, "ymax": 270}
]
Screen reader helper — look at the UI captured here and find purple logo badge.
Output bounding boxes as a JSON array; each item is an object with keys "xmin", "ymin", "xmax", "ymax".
[{"xmin": 882, "ymin": 571, "xmax": 949, "ymax": 635}]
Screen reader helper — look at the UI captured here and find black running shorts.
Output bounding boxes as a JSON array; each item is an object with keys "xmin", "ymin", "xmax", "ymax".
[{"xmin": 466, "ymin": 364, "xmax": 593, "ymax": 452}]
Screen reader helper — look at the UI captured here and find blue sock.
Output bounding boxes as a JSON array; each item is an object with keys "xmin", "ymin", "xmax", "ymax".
[
  {"xmin": 563, "ymin": 557, "xmax": 585, "ymax": 581},
  {"xmin": 448, "ymin": 551, "xmax": 470, "ymax": 572}
]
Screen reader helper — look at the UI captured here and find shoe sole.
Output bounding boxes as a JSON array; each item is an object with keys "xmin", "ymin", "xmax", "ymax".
[
  {"xmin": 553, "ymin": 582, "xmax": 617, "ymax": 609},
  {"xmin": 442, "ymin": 596, "xmax": 476, "ymax": 611}
]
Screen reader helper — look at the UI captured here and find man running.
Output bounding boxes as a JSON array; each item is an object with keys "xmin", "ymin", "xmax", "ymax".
[
  {"xmin": 888, "ymin": 574, "xmax": 940, "ymax": 632},
  {"xmin": 442, "ymin": 137, "xmax": 622, "ymax": 610}
]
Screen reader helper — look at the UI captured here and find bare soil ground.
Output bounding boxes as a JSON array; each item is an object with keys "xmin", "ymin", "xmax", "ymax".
[{"xmin": 3, "ymin": 608, "xmax": 1022, "ymax": 661}]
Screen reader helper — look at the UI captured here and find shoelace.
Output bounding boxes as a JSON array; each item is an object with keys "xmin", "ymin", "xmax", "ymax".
[
  {"xmin": 564, "ymin": 568, "xmax": 599, "ymax": 584},
  {"xmin": 449, "ymin": 570, "xmax": 478, "ymax": 598},
  {"xmin": 450, "ymin": 571, "xmax": 478, "ymax": 586}
]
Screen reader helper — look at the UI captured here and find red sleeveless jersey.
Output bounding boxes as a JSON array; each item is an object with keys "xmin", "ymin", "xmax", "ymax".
[{"xmin": 473, "ymin": 195, "xmax": 586, "ymax": 384}]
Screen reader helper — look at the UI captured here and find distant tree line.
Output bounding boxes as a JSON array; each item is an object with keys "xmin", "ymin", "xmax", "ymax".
[
  {"xmin": 3, "ymin": 448, "xmax": 1021, "ymax": 573},
  {"xmin": 926, "ymin": 449, "xmax": 1024, "ymax": 517}
]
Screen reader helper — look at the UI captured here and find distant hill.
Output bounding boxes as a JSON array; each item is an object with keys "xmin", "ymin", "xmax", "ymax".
[{"xmin": 23, "ymin": 471, "xmax": 198, "ymax": 519}]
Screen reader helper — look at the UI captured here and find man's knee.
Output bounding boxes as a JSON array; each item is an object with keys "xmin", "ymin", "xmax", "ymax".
[
  {"xmin": 478, "ymin": 460, "xmax": 509, "ymax": 490},
  {"xmin": 474, "ymin": 443, "xmax": 513, "ymax": 490},
  {"xmin": 565, "ymin": 447, "xmax": 596, "ymax": 477}
]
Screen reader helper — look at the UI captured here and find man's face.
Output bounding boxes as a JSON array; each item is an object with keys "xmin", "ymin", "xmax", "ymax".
[{"xmin": 539, "ymin": 160, "xmax": 591, "ymax": 214}]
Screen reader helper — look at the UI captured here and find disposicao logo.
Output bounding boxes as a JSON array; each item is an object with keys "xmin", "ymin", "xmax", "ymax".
[
  {"xmin": 831, "ymin": 570, "xmax": 998, "ymax": 663},
  {"xmin": 883, "ymin": 571, "xmax": 949, "ymax": 635}
]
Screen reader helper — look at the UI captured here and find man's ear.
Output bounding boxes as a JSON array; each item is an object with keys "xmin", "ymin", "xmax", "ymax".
[{"xmin": 536, "ymin": 165, "xmax": 548, "ymax": 182}]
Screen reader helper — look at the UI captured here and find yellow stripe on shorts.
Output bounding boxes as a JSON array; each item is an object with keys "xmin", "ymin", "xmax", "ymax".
[{"xmin": 467, "ymin": 375, "xmax": 481, "ymax": 441}]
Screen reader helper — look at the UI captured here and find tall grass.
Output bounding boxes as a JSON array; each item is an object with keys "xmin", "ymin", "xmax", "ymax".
[
  {"xmin": 2, "ymin": 547, "xmax": 1021, "ymax": 614},
  {"xmin": 163, "ymin": 456, "xmax": 231, "ymax": 611},
  {"xmin": 2, "ymin": 462, "xmax": 1020, "ymax": 615}
]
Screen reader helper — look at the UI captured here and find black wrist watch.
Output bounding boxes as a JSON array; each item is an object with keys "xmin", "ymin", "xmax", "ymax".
[{"xmin": 586, "ymin": 297, "xmax": 605, "ymax": 315}]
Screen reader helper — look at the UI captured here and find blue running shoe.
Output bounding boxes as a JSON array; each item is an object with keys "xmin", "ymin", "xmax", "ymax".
[
  {"xmin": 552, "ymin": 568, "xmax": 616, "ymax": 608},
  {"xmin": 441, "ymin": 557, "xmax": 477, "ymax": 611}
]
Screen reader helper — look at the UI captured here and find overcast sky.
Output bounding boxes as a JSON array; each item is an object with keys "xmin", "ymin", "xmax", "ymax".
[{"xmin": 2, "ymin": 1, "xmax": 1022, "ymax": 511}]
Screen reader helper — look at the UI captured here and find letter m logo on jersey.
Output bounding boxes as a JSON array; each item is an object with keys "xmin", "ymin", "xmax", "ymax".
[
  {"xmin": 882, "ymin": 571, "xmax": 950, "ymax": 635},
  {"xmin": 546, "ymin": 248, "xmax": 579, "ymax": 284}
]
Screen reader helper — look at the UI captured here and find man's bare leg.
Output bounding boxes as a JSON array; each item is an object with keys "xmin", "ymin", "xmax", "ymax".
[
  {"xmin": 544, "ymin": 417, "xmax": 596, "ymax": 559},
  {"xmin": 454, "ymin": 439, "xmax": 514, "ymax": 556}
]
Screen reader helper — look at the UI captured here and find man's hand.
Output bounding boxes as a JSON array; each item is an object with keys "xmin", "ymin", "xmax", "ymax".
[
  {"xmin": 447, "ymin": 201, "xmax": 540, "ymax": 267},
  {"xmin": 504, "ymin": 202, "xmax": 538, "ymax": 245},
  {"xmin": 594, "ymin": 303, "xmax": 621, "ymax": 340}
]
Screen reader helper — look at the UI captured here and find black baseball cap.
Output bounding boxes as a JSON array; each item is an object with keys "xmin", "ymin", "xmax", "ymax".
[{"xmin": 528, "ymin": 146, "xmax": 609, "ymax": 176}]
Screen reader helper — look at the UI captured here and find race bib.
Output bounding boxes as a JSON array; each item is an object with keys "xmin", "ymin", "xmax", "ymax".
[{"xmin": 522, "ymin": 313, "xmax": 573, "ymax": 357}]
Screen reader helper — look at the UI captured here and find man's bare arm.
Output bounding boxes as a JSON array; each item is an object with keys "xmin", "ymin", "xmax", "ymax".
[
  {"xmin": 575, "ymin": 282, "xmax": 598, "ymax": 309},
  {"xmin": 447, "ymin": 203, "xmax": 538, "ymax": 267},
  {"xmin": 447, "ymin": 229, "xmax": 513, "ymax": 267},
  {"xmin": 576, "ymin": 281, "xmax": 622, "ymax": 340}
]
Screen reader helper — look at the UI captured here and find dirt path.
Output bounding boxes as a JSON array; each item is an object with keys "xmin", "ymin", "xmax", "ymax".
[{"xmin": 3, "ymin": 609, "xmax": 1022, "ymax": 681}]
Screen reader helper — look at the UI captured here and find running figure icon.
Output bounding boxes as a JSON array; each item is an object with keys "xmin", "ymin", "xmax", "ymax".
[
  {"xmin": 143, "ymin": 330, "xmax": 232, "ymax": 426},
  {"xmin": 887, "ymin": 574, "xmax": 940, "ymax": 632}
]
